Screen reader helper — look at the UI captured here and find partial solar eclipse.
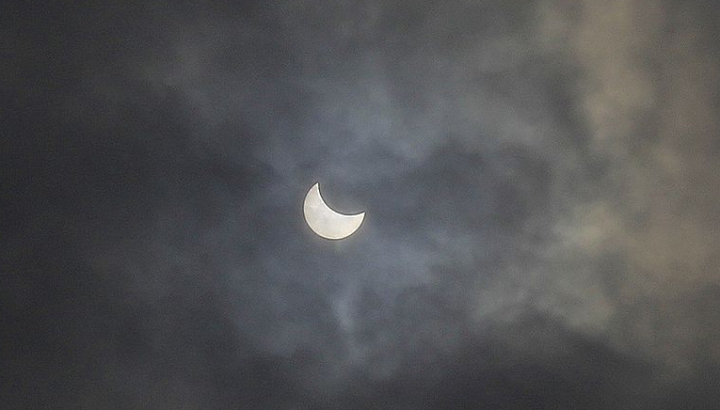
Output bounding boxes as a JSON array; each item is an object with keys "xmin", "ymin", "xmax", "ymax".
[{"xmin": 303, "ymin": 182, "xmax": 365, "ymax": 240}]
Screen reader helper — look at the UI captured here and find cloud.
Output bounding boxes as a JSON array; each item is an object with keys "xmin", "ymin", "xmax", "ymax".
[
  {"xmin": 2, "ymin": 1, "xmax": 720, "ymax": 409},
  {"xmin": 536, "ymin": 0, "xmax": 720, "ymax": 372}
]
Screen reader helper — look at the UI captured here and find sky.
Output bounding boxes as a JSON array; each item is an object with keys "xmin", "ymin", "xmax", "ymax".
[{"xmin": 2, "ymin": 1, "xmax": 720, "ymax": 409}]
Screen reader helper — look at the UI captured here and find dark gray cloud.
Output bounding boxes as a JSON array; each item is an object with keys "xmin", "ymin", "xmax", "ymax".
[{"xmin": 2, "ymin": 0, "xmax": 720, "ymax": 409}]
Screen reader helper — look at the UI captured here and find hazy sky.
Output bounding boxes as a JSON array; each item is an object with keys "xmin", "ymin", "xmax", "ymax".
[{"xmin": 3, "ymin": 1, "xmax": 720, "ymax": 409}]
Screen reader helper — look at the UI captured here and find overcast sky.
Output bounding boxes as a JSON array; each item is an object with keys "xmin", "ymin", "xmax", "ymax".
[{"xmin": 3, "ymin": 1, "xmax": 720, "ymax": 409}]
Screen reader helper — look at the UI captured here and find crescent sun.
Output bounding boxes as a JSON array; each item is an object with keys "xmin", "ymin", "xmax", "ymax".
[{"xmin": 303, "ymin": 183, "xmax": 365, "ymax": 240}]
